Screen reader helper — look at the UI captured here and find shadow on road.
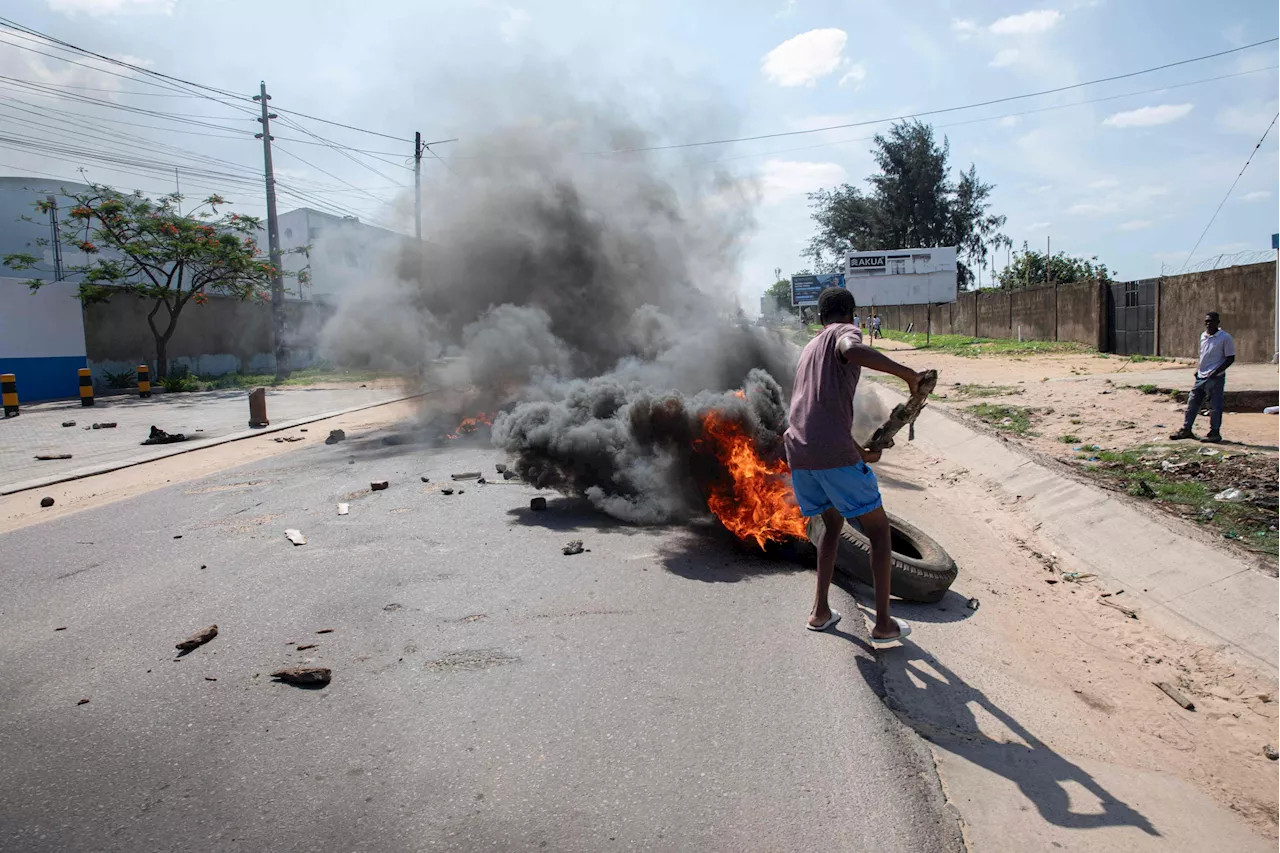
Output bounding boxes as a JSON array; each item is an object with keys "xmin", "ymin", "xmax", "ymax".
[
  {"xmin": 504, "ymin": 496, "xmax": 656, "ymax": 536},
  {"xmin": 657, "ymin": 523, "xmax": 810, "ymax": 583},
  {"xmin": 855, "ymin": 646, "xmax": 1159, "ymax": 837}
]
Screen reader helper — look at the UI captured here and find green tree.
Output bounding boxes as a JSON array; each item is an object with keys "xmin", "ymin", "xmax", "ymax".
[
  {"xmin": 4, "ymin": 185, "xmax": 307, "ymax": 378},
  {"xmin": 803, "ymin": 119, "xmax": 1008, "ymax": 287},
  {"xmin": 995, "ymin": 244, "xmax": 1113, "ymax": 290}
]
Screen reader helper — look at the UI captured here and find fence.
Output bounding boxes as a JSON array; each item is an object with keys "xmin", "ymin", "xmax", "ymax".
[{"xmin": 871, "ymin": 261, "xmax": 1276, "ymax": 362}]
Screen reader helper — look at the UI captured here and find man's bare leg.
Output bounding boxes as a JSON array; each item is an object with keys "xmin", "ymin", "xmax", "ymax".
[
  {"xmin": 809, "ymin": 507, "xmax": 845, "ymax": 627},
  {"xmin": 857, "ymin": 506, "xmax": 901, "ymax": 640}
]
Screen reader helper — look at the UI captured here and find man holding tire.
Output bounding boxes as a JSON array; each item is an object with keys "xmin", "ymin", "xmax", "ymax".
[{"xmin": 785, "ymin": 287, "xmax": 931, "ymax": 644}]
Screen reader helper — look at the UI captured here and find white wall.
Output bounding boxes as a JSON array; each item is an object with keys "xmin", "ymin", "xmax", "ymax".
[
  {"xmin": 845, "ymin": 247, "xmax": 958, "ymax": 306},
  {"xmin": 0, "ymin": 276, "xmax": 86, "ymax": 358}
]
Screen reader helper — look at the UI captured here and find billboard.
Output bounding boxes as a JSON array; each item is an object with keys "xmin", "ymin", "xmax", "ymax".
[
  {"xmin": 791, "ymin": 272, "xmax": 845, "ymax": 307},
  {"xmin": 844, "ymin": 247, "xmax": 958, "ymax": 306}
]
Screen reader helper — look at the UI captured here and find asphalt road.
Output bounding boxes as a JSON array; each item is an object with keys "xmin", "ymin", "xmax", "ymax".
[{"xmin": 0, "ymin": 425, "xmax": 962, "ymax": 852}]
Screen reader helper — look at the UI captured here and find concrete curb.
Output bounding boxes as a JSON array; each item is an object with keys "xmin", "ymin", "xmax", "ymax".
[
  {"xmin": 880, "ymin": 386, "xmax": 1278, "ymax": 671},
  {"xmin": 1, "ymin": 392, "xmax": 428, "ymax": 496}
]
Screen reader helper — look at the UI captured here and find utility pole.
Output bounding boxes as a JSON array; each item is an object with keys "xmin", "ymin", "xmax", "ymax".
[
  {"xmin": 1046, "ymin": 236, "xmax": 1052, "ymax": 287},
  {"xmin": 254, "ymin": 82, "xmax": 289, "ymax": 379},
  {"xmin": 46, "ymin": 195, "xmax": 63, "ymax": 282},
  {"xmin": 414, "ymin": 131, "xmax": 423, "ymax": 241}
]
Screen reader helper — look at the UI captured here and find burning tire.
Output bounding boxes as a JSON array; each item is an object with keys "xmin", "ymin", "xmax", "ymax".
[{"xmin": 806, "ymin": 512, "xmax": 957, "ymax": 603}]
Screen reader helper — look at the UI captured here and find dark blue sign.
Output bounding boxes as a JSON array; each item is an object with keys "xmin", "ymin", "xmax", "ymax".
[
  {"xmin": 791, "ymin": 272, "xmax": 845, "ymax": 307},
  {"xmin": 1272, "ymin": 233, "xmax": 1278, "ymax": 250}
]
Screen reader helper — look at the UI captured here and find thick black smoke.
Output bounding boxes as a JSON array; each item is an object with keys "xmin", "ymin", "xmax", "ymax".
[{"xmin": 320, "ymin": 101, "xmax": 885, "ymax": 524}]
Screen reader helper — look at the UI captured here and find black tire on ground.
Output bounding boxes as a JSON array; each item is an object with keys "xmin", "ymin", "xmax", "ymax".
[{"xmin": 806, "ymin": 512, "xmax": 958, "ymax": 603}]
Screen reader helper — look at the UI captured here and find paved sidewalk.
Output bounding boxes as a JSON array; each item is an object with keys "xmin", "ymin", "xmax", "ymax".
[{"xmin": 0, "ymin": 387, "xmax": 405, "ymax": 490}]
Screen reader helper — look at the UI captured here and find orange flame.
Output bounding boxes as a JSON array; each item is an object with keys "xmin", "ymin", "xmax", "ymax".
[
  {"xmin": 698, "ymin": 409, "xmax": 808, "ymax": 549},
  {"xmin": 446, "ymin": 412, "xmax": 494, "ymax": 440}
]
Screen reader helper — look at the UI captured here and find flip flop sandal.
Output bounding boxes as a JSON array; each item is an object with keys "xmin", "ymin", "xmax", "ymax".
[
  {"xmin": 806, "ymin": 611, "xmax": 842, "ymax": 632},
  {"xmin": 869, "ymin": 617, "xmax": 912, "ymax": 647}
]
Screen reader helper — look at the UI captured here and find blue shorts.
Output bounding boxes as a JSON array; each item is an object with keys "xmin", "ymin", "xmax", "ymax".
[{"xmin": 791, "ymin": 463, "xmax": 883, "ymax": 518}]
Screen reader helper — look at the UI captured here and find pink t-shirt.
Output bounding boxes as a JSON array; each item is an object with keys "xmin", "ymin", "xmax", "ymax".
[{"xmin": 784, "ymin": 323, "xmax": 862, "ymax": 471}]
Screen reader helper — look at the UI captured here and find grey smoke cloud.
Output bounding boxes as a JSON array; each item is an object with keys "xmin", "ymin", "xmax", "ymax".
[{"xmin": 320, "ymin": 96, "xmax": 887, "ymax": 525}]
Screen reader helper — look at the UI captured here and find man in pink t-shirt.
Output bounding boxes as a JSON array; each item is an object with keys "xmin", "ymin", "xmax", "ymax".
[{"xmin": 785, "ymin": 287, "xmax": 929, "ymax": 644}]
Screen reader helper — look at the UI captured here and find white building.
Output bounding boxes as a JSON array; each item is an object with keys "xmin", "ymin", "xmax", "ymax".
[
  {"xmin": 275, "ymin": 208, "xmax": 413, "ymax": 303},
  {"xmin": 845, "ymin": 246, "xmax": 959, "ymax": 306}
]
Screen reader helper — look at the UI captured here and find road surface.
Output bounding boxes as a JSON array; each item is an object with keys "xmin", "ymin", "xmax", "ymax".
[{"xmin": 0, "ymin": 426, "xmax": 962, "ymax": 852}]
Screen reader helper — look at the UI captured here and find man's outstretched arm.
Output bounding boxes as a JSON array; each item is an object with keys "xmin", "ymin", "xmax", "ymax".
[{"xmin": 837, "ymin": 335, "xmax": 927, "ymax": 395}]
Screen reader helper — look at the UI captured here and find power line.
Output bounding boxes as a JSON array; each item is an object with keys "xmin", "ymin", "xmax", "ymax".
[
  {"xmin": 271, "ymin": 142, "xmax": 401, "ymax": 209},
  {"xmin": 1178, "ymin": 112, "xmax": 1279, "ymax": 273},
  {"xmin": 591, "ymin": 37, "xmax": 1280, "ymax": 155}
]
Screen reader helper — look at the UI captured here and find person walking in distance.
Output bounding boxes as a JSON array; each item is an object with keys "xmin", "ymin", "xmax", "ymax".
[
  {"xmin": 785, "ymin": 287, "xmax": 931, "ymax": 643},
  {"xmin": 872, "ymin": 312, "xmax": 882, "ymax": 340},
  {"xmin": 1170, "ymin": 312, "xmax": 1234, "ymax": 444}
]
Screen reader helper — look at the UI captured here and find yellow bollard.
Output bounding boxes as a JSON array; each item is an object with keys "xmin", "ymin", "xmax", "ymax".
[
  {"xmin": 137, "ymin": 364, "xmax": 151, "ymax": 398},
  {"xmin": 78, "ymin": 367, "xmax": 94, "ymax": 407},
  {"xmin": 1, "ymin": 373, "xmax": 17, "ymax": 417}
]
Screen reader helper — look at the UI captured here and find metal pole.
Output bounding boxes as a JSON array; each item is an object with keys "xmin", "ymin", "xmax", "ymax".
[
  {"xmin": 414, "ymin": 131, "xmax": 423, "ymax": 241},
  {"xmin": 255, "ymin": 82, "xmax": 289, "ymax": 380},
  {"xmin": 46, "ymin": 195, "xmax": 63, "ymax": 282},
  {"xmin": 1046, "ymin": 236, "xmax": 1052, "ymax": 286}
]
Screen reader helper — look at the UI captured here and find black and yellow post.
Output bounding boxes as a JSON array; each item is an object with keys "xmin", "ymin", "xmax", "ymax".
[
  {"xmin": 78, "ymin": 368, "xmax": 94, "ymax": 407},
  {"xmin": 137, "ymin": 364, "xmax": 151, "ymax": 398},
  {"xmin": 1, "ymin": 373, "xmax": 18, "ymax": 417}
]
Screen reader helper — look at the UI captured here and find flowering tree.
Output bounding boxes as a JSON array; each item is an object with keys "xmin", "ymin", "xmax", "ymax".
[{"xmin": 3, "ymin": 184, "xmax": 308, "ymax": 378}]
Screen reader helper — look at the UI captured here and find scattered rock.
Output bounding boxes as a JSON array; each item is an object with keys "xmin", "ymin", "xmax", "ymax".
[
  {"xmin": 966, "ymin": 597, "xmax": 980, "ymax": 611},
  {"xmin": 495, "ymin": 463, "xmax": 507, "ymax": 474},
  {"xmin": 61, "ymin": 421, "xmax": 76, "ymax": 427},
  {"xmin": 1154, "ymin": 681, "xmax": 1195, "ymax": 711},
  {"xmin": 34, "ymin": 454, "xmax": 72, "ymax": 460},
  {"xmin": 40, "ymin": 496, "xmax": 54, "ymax": 508},
  {"xmin": 530, "ymin": 497, "xmax": 547, "ymax": 511},
  {"xmin": 285, "ymin": 529, "xmax": 307, "ymax": 546},
  {"xmin": 270, "ymin": 666, "xmax": 331, "ymax": 687},
  {"xmin": 300, "ymin": 429, "xmax": 308, "ymax": 432},
  {"xmin": 54, "ymin": 626, "xmax": 67, "ymax": 631},
  {"xmin": 420, "ymin": 475, "xmax": 430, "ymax": 483},
  {"xmin": 337, "ymin": 503, "xmax": 349, "ymax": 515},
  {"xmin": 503, "ymin": 470, "xmax": 519, "ymax": 480},
  {"xmin": 77, "ymin": 698, "xmax": 90, "ymax": 705},
  {"xmin": 441, "ymin": 487, "xmax": 455, "ymax": 495},
  {"xmin": 316, "ymin": 628, "xmax": 334, "ymax": 634},
  {"xmin": 477, "ymin": 476, "xmax": 487, "ymax": 484},
  {"xmin": 1264, "ymin": 745, "xmax": 1279, "ymax": 761},
  {"xmin": 1214, "ymin": 487, "xmax": 1245, "ymax": 503},
  {"xmin": 370, "ymin": 480, "xmax": 389, "ymax": 491},
  {"xmin": 91, "ymin": 422, "xmax": 117, "ymax": 429},
  {"xmin": 142, "ymin": 425, "xmax": 186, "ymax": 445},
  {"xmin": 451, "ymin": 471, "xmax": 482, "ymax": 481},
  {"xmin": 173, "ymin": 534, "xmax": 182, "ymax": 539},
  {"xmin": 295, "ymin": 643, "xmax": 317, "ymax": 651},
  {"xmin": 562, "ymin": 539, "xmax": 585, "ymax": 556},
  {"xmin": 204, "ymin": 676, "xmax": 217, "ymax": 682},
  {"xmin": 325, "ymin": 429, "xmax": 346, "ymax": 445},
  {"xmin": 176, "ymin": 624, "xmax": 218, "ymax": 652},
  {"xmin": 383, "ymin": 603, "xmax": 402, "ymax": 612}
]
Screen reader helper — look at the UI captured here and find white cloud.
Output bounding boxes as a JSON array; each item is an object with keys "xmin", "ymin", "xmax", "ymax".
[
  {"xmin": 990, "ymin": 48, "xmax": 1021, "ymax": 67},
  {"xmin": 1026, "ymin": 221, "xmax": 1051, "ymax": 230},
  {"xmin": 838, "ymin": 64, "xmax": 867, "ymax": 89},
  {"xmin": 762, "ymin": 29, "xmax": 848, "ymax": 87},
  {"xmin": 1118, "ymin": 220, "xmax": 1152, "ymax": 231},
  {"xmin": 1239, "ymin": 191, "xmax": 1271, "ymax": 201},
  {"xmin": 46, "ymin": 0, "xmax": 174, "ymax": 14},
  {"xmin": 499, "ymin": 7, "xmax": 531, "ymax": 44},
  {"xmin": 989, "ymin": 9, "xmax": 1063, "ymax": 35},
  {"xmin": 758, "ymin": 159, "xmax": 846, "ymax": 203},
  {"xmin": 1088, "ymin": 178, "xmax": 1119, "ymax": 189},
  {"xmin": 1102, "ymin": 104, "xmax": 1193, "ymax": 128},
  {"xmin": 952, "ymin": 19, "xmax": 980, "ymax": 38}
]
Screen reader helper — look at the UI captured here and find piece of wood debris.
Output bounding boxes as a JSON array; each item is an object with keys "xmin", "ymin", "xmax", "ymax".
[
  {"xmin": 296, "ymin": 643, "xmax": 317, "ymax": 651},
  {"xmin": 34, "ymin": 454, "xmax": 73, "ymax": 460},
  {"xmin": 270, "ymin": 666, "xmax": 331, "ymax": 686},
  {"xmin": 1154, "ymin": 681, "xmax": 1195, "ymax": 711},
  {"xmin": 176, "ymin": 624, "xmax": 218, "ymax": 652},
  {"xmin": 315, "ymin": 628, "xmax": 334, "ymax": 634},
  {"xmin": 1098, "ymin": 597, "xmax": 1138, "ymax": 619}
]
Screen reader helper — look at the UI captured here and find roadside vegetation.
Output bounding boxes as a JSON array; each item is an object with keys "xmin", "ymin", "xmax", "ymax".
[
  {"xmin": 965, "ymin": 403, "xmax": 1038, "ymax": 435},
  {"xmin": 1074, "ymin": 444, "xmax": 1278, "ymax": 557},
  {"xmin": 879, "ymin": 329, "xmax": 1092, "ymax": 357}
]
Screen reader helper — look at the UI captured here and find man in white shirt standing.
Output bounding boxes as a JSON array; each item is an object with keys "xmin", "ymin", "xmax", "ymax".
[{"xmin": 1170, "ymin": 311, "xmax": 1235, "ymax": 444}]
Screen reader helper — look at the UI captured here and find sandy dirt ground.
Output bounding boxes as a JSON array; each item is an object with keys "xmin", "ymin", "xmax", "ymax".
[{"xmin": 862, "ymin": 432, "xmax": 1279, "ymax": 846}]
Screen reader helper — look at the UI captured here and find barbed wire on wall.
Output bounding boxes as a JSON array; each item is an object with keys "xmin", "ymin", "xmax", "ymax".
[{"xmin": 1162, "ymin": 249, "xmax": 1276, "ymax": 276}]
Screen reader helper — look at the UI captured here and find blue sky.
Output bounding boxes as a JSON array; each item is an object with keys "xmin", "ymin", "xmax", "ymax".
[{"xmin": 0, "ymin": 0, "xmax": 1276, "ymax": 307}]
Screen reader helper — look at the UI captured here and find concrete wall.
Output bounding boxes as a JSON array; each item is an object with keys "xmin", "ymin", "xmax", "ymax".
[
  {"xmin": 83, "ymin": 293, "xmax": 333, "ymax": 379},
  {"xmin": 1010, "ymin": 285, "xmax": 1055, "ymax": 341},
  {"xmin": 1156, "ymin": 262, "xmax": 1276, "ymax": 363},
  {"xmin": 1057, "ymin": 281, "xmax": 1103, "ymax": 349},
  {"xmin": 0, "ymin": 276, "xmax": 87, "ymax": 401},
  {"xmin": 975, "ymin": 290, "xmax": 1010, "ymax": 338}
]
